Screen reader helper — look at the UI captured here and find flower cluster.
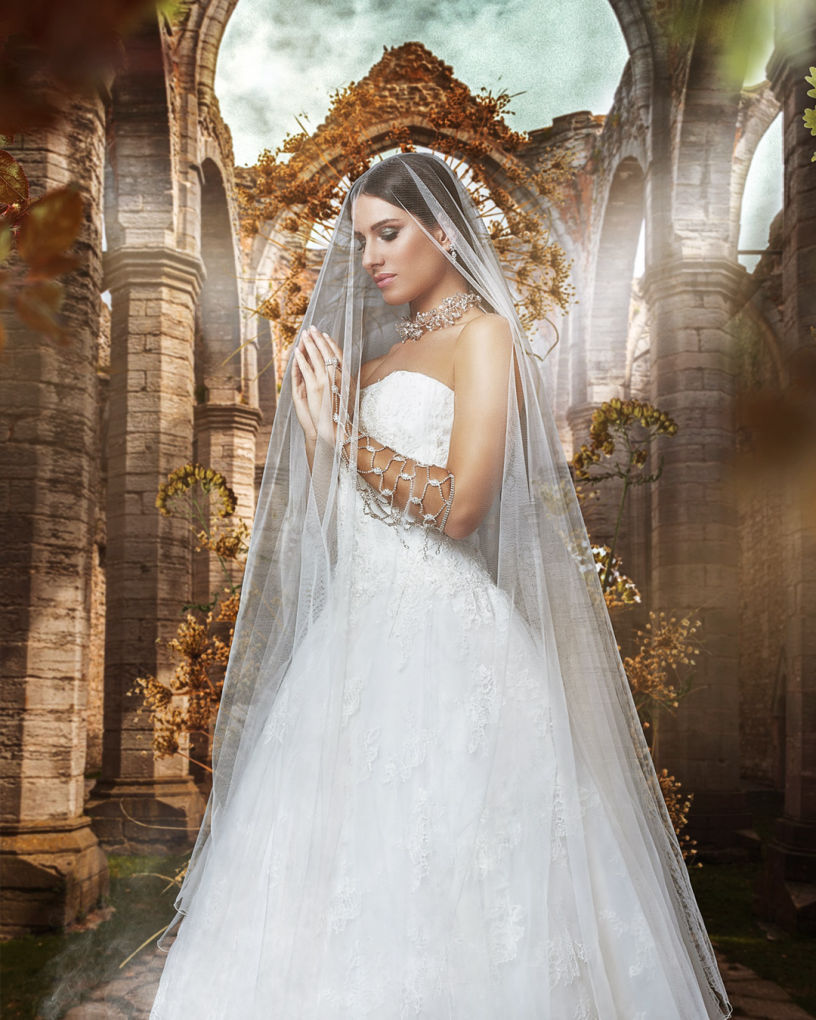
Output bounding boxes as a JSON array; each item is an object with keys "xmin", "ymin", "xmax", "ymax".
[
  {"xmin": 156, "ymin": 463, "xmax": 237, "ymax": 519},
  {"xmin": 591, "ymin": 545, "xmax": 641, "ymax": 608},
  {"xmin": 572, "ymin": 398, "xmax": 678, "ymax": 485},
  {"xmin": 194, "ymin": 520, "xmax": 251, "ymax": 563},
  {"xmin": 657, "ymin": 769, "xmax": 699, "ymax": 865},
  {"xmin": 623, "ymin": 610, "xmax": 701, "ymax": 734},
  {"xmin": 131, "ymin": 589, "xmax": 240, "ymax": 769}
]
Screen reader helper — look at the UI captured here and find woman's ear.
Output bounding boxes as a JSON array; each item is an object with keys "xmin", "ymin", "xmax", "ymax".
[{"xmin": 431, "ymin": 224, "xmax": 449, "ymax": 250}]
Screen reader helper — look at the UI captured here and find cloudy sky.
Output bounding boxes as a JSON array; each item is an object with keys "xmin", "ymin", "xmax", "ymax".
[{"xmin": 215, "ymin": 0, "xmax": 781, "ymax": 266}]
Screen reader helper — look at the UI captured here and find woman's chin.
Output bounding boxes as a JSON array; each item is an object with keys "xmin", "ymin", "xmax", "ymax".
[{"xmin": 381, "ymin": 289, "xmax": 410, "ymax": 307}]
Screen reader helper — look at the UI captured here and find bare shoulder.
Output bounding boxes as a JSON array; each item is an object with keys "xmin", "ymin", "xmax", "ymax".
[
  {"xmin": 360, "ymin": 351, "xmax": 392, "ymax": 387},
  {"xmin": 454, "ymin": 313, "xmax": 513, "ymax": 369}
]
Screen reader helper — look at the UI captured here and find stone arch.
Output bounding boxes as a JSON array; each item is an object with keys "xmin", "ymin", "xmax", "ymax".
[
  {"xmin": 673, "ymin": 1, "xmax": 756, "ymax": 259},
  {"xmin": 730, "ymin": 81, "xmax": 781, "ymax": 254},
  {"xmin": 586, "ymin": 155, "xmax": 645, "ymax": 406},
  {"xmin": 248, "ymin": 122, "xmax": 540, "ymax": 284},
  {"xmin": 606, "ymin": 0, "xmax": 657, "ymax": 104},
  {"xmin": 177, "ymin": 0, "xmax": 240, "ymax": 116},
  {"xmin": 196, "ymin": 157, "xmax": 243, "ymax": 405},
  {"xmin": 193, "ymin": 157, "xmax": 260, "ymax": 603}
]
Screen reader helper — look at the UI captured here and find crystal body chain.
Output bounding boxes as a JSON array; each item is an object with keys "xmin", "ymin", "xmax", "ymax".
[{"xmin": 330, "ymin": 375, "xmax": 455, "ymax": 535}]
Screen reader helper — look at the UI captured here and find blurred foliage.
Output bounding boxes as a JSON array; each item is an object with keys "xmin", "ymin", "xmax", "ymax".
[
  {"xmin": 0, "ymin": 153, "xmax": 83, "ymax": 349},
  {"xmin": 239, "ymin": 42, "xmax": 576, "ymax": 365},
  {"xmin": 0, "ymin": 0, "xmax": 185, "ymax": 349},
  {"xmin": 661, "ymin": 0, "xmax": 773, "ymax": 87},
  {"xmin": 0, "ymin": 0, "xmax": 184, "ymax": 136}
]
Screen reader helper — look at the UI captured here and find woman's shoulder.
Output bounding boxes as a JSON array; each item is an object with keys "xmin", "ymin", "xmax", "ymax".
[
  {"xmin": 360, "ymin": 352, "xmax": 391, "ymax": 387},
  {"xmin": 454, "ymin": 312, "xmax": 512, "ymax": 352}
]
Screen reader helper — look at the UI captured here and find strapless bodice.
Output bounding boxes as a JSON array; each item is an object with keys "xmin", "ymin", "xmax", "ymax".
[{"xmin": 357, "ymin": 370, "xmax": 455, "ymax": 464}]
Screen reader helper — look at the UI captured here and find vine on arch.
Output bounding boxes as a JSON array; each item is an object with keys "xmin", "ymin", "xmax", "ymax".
[{"xmin": 237, "ymin": 42, "xmax": 576, "ymax": 369}]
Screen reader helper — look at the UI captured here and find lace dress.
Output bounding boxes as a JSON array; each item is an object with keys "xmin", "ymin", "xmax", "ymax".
[{"xmin": 149, "ymin": 371, "xmax": 715, "ymax": 1019}]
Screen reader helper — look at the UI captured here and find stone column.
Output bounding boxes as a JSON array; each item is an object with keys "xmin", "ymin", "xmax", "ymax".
[
  {"xmin": 757, "ymin": 6, "xmax": 816, "ymax": 934},
  {"xmin": 85, "ymin": 247, "xmax": 207, "ymax": 850},
  {"xmin": 192, "ymin": 403, "xmax": 262, "ymax": 601},
  {"xmin": 642, "ymin": 257, "xmax": 751, "ymax": 848},
  {"xmin": 0, "ymin": 89, "xmax": 108, "ymax": 934}
]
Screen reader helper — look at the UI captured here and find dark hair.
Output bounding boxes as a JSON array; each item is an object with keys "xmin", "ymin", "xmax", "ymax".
[{"xmin": 354, "ymin": 152, "xmax": 468, "ymax": 234}]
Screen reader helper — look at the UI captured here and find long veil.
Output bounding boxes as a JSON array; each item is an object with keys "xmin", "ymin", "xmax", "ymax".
[{"xmin": 157, "ymin": 151, "xmax": 731, "ymax": 1019}]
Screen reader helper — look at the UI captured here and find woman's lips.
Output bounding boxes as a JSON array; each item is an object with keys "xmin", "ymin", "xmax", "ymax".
[{"xmin": 375, "ymin": 274, "xmax": 396, "ymax": 289}]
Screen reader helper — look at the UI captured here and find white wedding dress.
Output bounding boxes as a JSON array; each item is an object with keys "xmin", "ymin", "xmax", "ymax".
[{"xmin": 149, "ymin": 370, "xmax": 717, "ymax": 1019}]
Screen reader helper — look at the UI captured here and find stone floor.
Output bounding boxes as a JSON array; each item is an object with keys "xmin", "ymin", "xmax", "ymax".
[{"xmin": 53, "ymin": 948, "xmax": 814, "ymax": 1019}]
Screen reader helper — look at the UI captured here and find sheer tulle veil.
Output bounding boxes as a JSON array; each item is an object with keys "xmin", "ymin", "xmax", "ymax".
[{"xmin": 157, "ymin": 151, "xmax": 731, "ymax": 1018}]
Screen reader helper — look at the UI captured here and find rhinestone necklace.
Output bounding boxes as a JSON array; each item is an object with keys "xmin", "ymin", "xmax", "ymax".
[{"xmin": 395, "ymin": 291, "xmax": 481, "ymax": 343}]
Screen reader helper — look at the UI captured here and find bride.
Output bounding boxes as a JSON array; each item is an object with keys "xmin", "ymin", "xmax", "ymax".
[{"xmin": 148, "ymin": 152, "xmax": 732, "ymax": 1018}]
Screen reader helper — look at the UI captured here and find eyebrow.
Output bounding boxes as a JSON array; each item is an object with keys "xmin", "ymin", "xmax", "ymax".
[{"xmin": 352, "ymin": 217, "xmax": 402, "ymax": 239}]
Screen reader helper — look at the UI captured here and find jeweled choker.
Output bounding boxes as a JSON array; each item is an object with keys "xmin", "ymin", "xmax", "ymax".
[{"xmin": 396, "ymin": 292, "xmax": 481, "ymax": 343}]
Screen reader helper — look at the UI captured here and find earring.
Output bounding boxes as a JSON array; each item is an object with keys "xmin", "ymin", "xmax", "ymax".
[{"xmin": 449, "ymin": 243, "xmax": 458, "ymax": 263}]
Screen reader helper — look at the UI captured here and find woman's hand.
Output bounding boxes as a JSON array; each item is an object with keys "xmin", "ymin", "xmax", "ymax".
[
  {"xmin": 291, "ymin": 332, "xmax": 318, "ymax": 446},
  {"xmin": 292, "ymin": 325, "xmax": 348, "ymax": 447}
]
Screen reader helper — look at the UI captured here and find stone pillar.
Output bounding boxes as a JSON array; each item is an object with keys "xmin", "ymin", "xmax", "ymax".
[
  {"xmin": 756, "ymin": 6, "xmax": 816, "ymax": 934},
  {"xmin": 0, "ymin": 89, "xmax": 108, "ymax": 933},
  {"xmin": 192, "ymin": 403, "xmax": 262, "ymax": 602},
  {"xmin": 85, "ymin": 247, "xmax": 207, "ymax": 850},
  {"xmin": 642, "ymin": 257, "xmax": 751, "ymax": 849}
]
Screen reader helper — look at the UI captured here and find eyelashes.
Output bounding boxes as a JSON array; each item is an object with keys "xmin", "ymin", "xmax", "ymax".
[{"xmin": 355, "ymin": 228, "xmax": 400, "ymax": 252}]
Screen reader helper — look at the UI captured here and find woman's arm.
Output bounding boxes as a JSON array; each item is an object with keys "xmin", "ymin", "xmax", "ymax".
[{"xmin": 338, "ymin": 315, "xmax": 514, "ymax": 540}]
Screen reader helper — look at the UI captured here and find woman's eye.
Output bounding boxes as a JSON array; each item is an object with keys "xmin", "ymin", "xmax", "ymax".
[{"xmin": 355, "ymin": 228, "xmax": 398, "ymax": 253}]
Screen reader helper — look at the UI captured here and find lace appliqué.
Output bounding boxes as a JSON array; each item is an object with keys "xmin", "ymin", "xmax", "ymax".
[
  {"xmin": 487, "ymin": 891, "xmax": 526, "ymax": 964},
  {"xmin": 326, "ymin": 867, "xmax": 362, "ymax": 934},
  {"xmin": 382, "ymin": 716, "xmax": 431, "ymax": 783},
  {"xmin": 465, "ymin": 663, "xmax": 499, "ymax": 754},
  {"xmin": 547, "ymin": 929, "xmax": 588, "ymax": 986},
  {"xmin": 352, "ymin": 726, "xmax": 381, "ymax": 784},
  {"xmin": 599, "ymin": 906, "xmax": 658, "ymax": 979}
]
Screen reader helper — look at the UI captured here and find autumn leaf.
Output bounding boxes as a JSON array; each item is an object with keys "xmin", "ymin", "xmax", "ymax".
[
  {"xmin": 0, "ymin": 149, "xmax": 29, "ymax": 207},
  {"xmin": 15, "ymin": 279, "xmax": 64, "ymax": 334},
  {"xmin": 16, "ymin": 186, "xmax": 83, "ymax": 268},
  {"xmin": 0, "ymin": 222, "xmax": 12, "ymax": 262}
]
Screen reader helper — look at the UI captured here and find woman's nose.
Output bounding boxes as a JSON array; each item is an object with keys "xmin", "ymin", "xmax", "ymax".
[{"xmin": 361, "ymin": 242, "xmax": 382, "ymax": 272}]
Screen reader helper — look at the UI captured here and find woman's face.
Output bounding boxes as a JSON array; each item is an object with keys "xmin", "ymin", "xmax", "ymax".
[{"xmin": 351, "ymin": 193, "xmax": 450, "ymax": 306}]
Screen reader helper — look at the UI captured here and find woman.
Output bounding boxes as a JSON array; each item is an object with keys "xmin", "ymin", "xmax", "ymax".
[{"xmin": 149, "ymin": 152, "xmax": 733, "ymax": 1018}]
